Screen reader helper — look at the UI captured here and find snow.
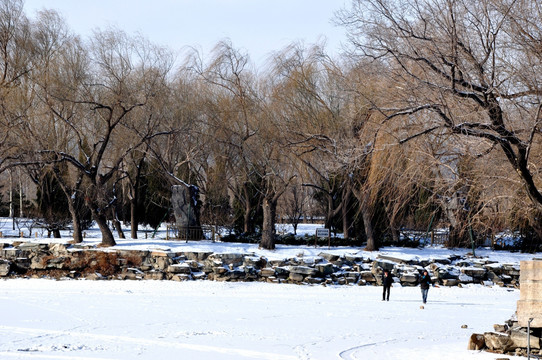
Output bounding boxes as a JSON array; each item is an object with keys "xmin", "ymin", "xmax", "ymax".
[
  {"xmin": 0, "ymin": 219, "xmax": 538, "ymax": 359},
  {"xmin": 0, "ymin": 280, "xmax": 524, "ymax": 359}
]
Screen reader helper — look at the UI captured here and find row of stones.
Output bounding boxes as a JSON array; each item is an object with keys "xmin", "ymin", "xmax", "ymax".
[{"xmin": 0, "ymin": 242, "xmax": 522, "ymax": 287}]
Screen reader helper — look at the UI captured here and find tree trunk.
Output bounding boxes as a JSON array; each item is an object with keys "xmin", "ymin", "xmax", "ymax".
[
  {"xmin": 61, "ymin": 187, "xmax": 84, "ymax": 243},
  {"xmin": 386, "ymin": 206, "xmax": 400, "ymax": 243},
  {"xmin": 71, "ymin": 210, "xmax": 84, "ymax": 244},
  {"xmin": 324, "ymin": 192, "xmax": 342, "ymax": 232},
  {"xmin": 90, "ymin": 207, "xmax": 116, "ymax": 247},
  {"xmin": 130, "ymin": 198, "xmax": 138, "ymax": 239},
  {"xmin": 242, "ymin": 183, "xmax": 255, "ymax": 234},
  {"xmin": 113, "ymin": 217, "xmax": 125, "ymax": 239},
  {"xmin": 341, "ymin": 184, "xmax": 352, "ymax": 239},
  {"xmin": 361, "ymin": 202, "xmax": 376, "ymax": 250},
  {"xmin": 53, "ymin": 229, "xmax": 61, "ymax": 238},
  {"xmin": 357, "ymin": 190, "xmax": 377, "ymax": 251},
  {"xmin": 260, "ymin": 197, "xmax": 277, "ymax": 250}
]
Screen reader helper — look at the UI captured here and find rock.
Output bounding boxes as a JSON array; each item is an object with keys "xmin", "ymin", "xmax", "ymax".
[
  {"xmin": 305, "ymin": 277, "xmax": 324, "ymax": 284},
  {"xmin": 318, "ymin": 253, "xmax": 340, "ymax": 262},
  {"xmin": 260, "ymin": 268, "xmax": 276, "ymax": 277},
  {"xmin": 183, "ymin": 251, "xmax": 212, "ymax": 261},
  {"xmin": 86, "ymin": 272, "xmax": 106, "ymax": 280},
  {"xmin": 461, "ymin": 267, "xmax": 487, "ymax": 278},
  {"xmin": 18, "ymin": 243, "xmax": 49, "ymax": 251},
  {"xmin": 377, "ymin": 254, "xmax": 409, "ymax": 264},
  {"xmin": 274, "ymin": 267, "xmax": 290, "ymax": 279},
  {"xmin": 192, "ymin": 271, "xmax": 206, "ymax": 280},
  {"xmin": 510, "ymin": 328, "xmax": 540, "ymax": 349},
  {"xmin": 359, "ymin": 271, "xmax": 375, "ymax": 283},
  {"xmin": 207, "ymin": 253, "xmax": 245, "ymax": 266},
  {"xmin": 289, "ymin": 266, "xmax": 317, "ymax": 276},
  {"xmin": 458, "ymin": 273, "xmax": 474, "ymax": 283},
  {"xmin": 400, "ymin": 273, "xmax": 418, "ymax": 284},
  {"xmin": 49, "ymin": 243, "xmax": 70, "ymax": 256},
  {"xmin": 432, "ymin": 256, "xmax": 452, "ymax": 265},
  {"xmin": 153, "ymin": 256, "xmax": 173, "ymax": 271},
  {"xmin": 373, "ymin": 259, "xmax": 396, "ymax": 271},
  {"xmin": 487, "ymin": 271, "xmax": 505, "ymax": 286},
  {"xmin": 435, "ymin": 265, "xmax": 460, "ymax": 280},
  {"xmin": 0, "ymin": 261, "xmax": 10, "ymax": 276},
  {"xmin": 468, "ymin": 333, "xmax": 485, "ymax": 350},
  {"xmin": 315, "ymin": 263, "xmax": 334, "ymax": 276},
  {"xmin": 493, "ymin": 324, "xmax": 508, "ymax": 332},
  {"xmin": 167, "ymin": 263, "xmax": 192, "ymax": 274},
  {"xmin": 502, "ymin": 264, "xmax": 520, "ymax": 277},
  {"xmin": 484, "ymin": 332, "xmax": 515, "ymax": 352},
  {"xmin": 344, "ymin": 254, "xmax": 363, "ymax": 263},
  {"xmin": 289, "ymin": 272, "xmax": 304, "ymax": 282},
  {"xmin": 243, "ymin": 256, "xmax": 267, "ymax": 268},
  {"xmin": 442, "ymin": 279, "xmax": 460, "ymax": 286},
  {"xmin": 144, "ymin": 271, "xmax": 165, "ymax": 280}
]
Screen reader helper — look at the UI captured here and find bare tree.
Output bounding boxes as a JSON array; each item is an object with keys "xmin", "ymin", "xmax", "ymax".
[
  {"xmin": 33, "ymin": 28, "xmax": 174, "ymax": 246},
  {"xmin": 190, "ymin": 41, "xmax": 264, "ymax": 235},
  {"xmin": 338, "ymin": 0, "xmax": 542, "ymax": 242}
]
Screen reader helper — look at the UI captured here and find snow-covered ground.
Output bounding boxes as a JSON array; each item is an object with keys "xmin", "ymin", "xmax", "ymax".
[
  {"xmin": 0, "ymin": 218, "xmax": 538, "ymax": 359},
  {"xmin": 0, "ymin": 279, "xmax": 524, "ymax": 360}
]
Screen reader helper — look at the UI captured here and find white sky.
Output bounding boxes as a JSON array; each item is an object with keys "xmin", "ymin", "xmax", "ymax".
[{"xmin": 23, "ymin": 0, "xmax": 349, "ymax": 69}]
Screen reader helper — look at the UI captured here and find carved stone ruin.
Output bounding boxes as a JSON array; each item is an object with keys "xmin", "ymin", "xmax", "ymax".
[
  {"xmin": 517, "ymin": 260, "xmax": 542, "ymax": 328},
  {"xmin": 469, "ymin": 260, "xmax": 542, "ymax": 356},
  {"xmin": 171, "ymin": 185, "xmax": 202, "ymax": 240}
]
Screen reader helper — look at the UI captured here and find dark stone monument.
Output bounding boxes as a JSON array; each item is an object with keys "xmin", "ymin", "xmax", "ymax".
[{"xmin": 171, "ymin": 185, "xmax": 202, "ymax": 240}]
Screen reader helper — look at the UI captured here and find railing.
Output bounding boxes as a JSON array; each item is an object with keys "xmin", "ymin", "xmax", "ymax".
[{"xmin": 166, "ymin": 225, "xmax": 218, "ymax": 242}]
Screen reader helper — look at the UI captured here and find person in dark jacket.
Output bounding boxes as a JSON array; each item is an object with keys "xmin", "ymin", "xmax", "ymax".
[
  {"xmin": 381, "ymin": 270, "xmax": 393, "ymax": 301},
  {"xmin": 419, "ymin": 270, "xmax": 432, "ymax": 304}
]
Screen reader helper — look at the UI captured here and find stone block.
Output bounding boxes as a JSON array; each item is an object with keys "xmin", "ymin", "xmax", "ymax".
[
  {"xmin": 315, "ymin": 263, "xmax": 334, "ymax": 276},
  {"xmin": 520, "ymin": 260, "xmax": 542, "ymax": 282},
  {"xmin": 289, "ymin": 266, "xmax": 316, "ymax": 276},
  {"xmin": 517, "ymin": 300, "xmax": 542, "ymax": 327},
  {"xmin": 510, "ymin": 328, "xmax": 540, "ymax": 349},
  {"xmin": 483, "ymin": 332, "xmax": 515, "ymax": 352},
  {"xmin": 519, "ymin": 281, "xmax": 542, "ymax": 300}
]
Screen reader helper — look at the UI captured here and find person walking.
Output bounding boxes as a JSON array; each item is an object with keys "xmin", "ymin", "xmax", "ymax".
[
  {"xmin": 419, "ymin": 270, "xmax": 432, "ymax": 304},
  {"xmin": 382, "ymin": 270, "xmax": 393, "ymax": 301}
]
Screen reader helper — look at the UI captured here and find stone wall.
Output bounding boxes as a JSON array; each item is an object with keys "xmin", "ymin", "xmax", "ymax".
[{"xmin": 0, "ymin": 242, "xmax": 522, "ymax": 288}]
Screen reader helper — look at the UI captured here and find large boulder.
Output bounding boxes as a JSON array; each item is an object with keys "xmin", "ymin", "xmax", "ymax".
[
  {"xmin": 484, "ymin": 332, "xmax": 515, "ymax": 352},
  {"xmin": 510, "ymin": 328, "xmax": 540, "ymax": 349},
  {"xmin": 468, "ymin": 333, "xmax": 485, "ymax": 350}
]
